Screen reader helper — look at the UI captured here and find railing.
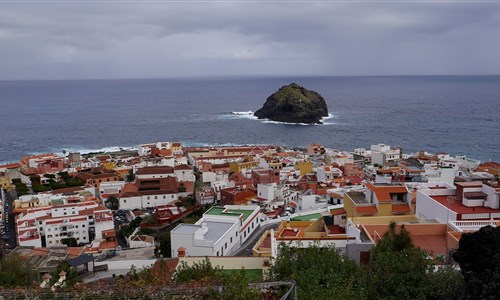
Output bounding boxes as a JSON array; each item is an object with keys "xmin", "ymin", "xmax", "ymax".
[{"xmin": 449, "ymin": 220, "xmax": 498, "ymax": 232}]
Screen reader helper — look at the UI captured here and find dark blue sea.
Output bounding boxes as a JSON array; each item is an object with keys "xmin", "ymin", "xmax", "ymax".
[{"xmin": 0, "ymin": 76, "xmax": 499, "ymax": 164}]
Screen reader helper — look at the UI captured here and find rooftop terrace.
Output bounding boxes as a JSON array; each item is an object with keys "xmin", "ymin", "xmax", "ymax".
[{"xmin": 205, "ymin": 206, "xmax": 254, "ymax": 222}]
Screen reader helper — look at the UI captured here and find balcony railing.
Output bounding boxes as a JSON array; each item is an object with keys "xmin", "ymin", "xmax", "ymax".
[{"xmin": 449, "ymin": 220, "xmax": 498, "ymax": 232}]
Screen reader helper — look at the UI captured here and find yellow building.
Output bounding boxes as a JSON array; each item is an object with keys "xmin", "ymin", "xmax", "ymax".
[
  {"xmin": 344, "ymin": 182, "xmax": 414, "ymax": 219},
  {"xmin": 0, "ymin": 175, "xmax": 13, "ymax": 190},
  {"xmin": 102, "ymin": 161, "xmax": 117, "ymax": 170},
  {"xmin": 295, "ymin": 161, "xmax": 313, "ymax": 176},
  {"xmin": 253, "ymin": 217, "xmax": 349, "ymax": 257},
  {"xmin": 171, "ymin": 142, "xmax": 183, "ymax": 155},
  {"xmin": 229, "ymin": 161, "xmax": 259, "ymax": 173}
]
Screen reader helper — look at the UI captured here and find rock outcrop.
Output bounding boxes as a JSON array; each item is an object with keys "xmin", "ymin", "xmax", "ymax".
[{"xmin": 254, "ymin": 83, "xmax": 328, "ymax": 124}]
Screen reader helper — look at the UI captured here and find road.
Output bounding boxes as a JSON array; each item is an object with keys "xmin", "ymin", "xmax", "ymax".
[
  {"xmin": 2, "ymin": 189, "xmax": 17, "ymax": 249},
  {"xmin": 233, "ymin": 222, "xmax": 278, "ymax": 256}
]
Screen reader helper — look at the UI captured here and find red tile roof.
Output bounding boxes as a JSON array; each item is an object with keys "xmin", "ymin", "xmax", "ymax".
[
  {"xmin": 366, "ymin": 182, "xmax": 408, "ymax": 203},
  {"xmin": 136, "ymin": 166, "xmax": 174, "ymax": 175},
  {"xmin": 391, "ymin": 204, "xmax": 411, "ymax": 213},
  {"xmin": 330, "ymin": 208, "xmax": 346, "ymax": 216}
]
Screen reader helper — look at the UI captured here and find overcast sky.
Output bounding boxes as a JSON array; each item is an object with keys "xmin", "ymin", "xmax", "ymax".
[{"xmin": 1, "ymin": 0, "xmax": 499, "ymax": 80}]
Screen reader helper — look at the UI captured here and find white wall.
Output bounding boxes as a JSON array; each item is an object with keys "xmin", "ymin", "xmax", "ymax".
[
  {"xmin": 416, "ymin": 191, "xmax": 457, "ymax": 223},
  {"xmin": 483, "ymin": 184, "xmax": 500, "ymax": 209},
  {"xmin": 257, "ymin": 184, "xmax": 275, "ymax": 201}
]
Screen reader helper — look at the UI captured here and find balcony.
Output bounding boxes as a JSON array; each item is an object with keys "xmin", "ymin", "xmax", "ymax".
[{"xmin": 448, "ymin": 220, "xmax": 498, "ymax": 232}]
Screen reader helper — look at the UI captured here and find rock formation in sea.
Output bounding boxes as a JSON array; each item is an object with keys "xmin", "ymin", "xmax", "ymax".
[{"xmin": 254, "ymin": 83, "xmax": 329, "ymax": 124}]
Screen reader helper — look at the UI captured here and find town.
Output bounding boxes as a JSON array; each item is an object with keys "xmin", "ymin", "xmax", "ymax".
[{"xmin": 0, "ymin": 142, "xmax": 499, "ymax": 298}]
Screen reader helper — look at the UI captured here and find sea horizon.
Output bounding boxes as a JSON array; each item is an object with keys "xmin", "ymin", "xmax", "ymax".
[{"xmin": 1, "ymin": 75, "xmax": 499, "ymax": 164}]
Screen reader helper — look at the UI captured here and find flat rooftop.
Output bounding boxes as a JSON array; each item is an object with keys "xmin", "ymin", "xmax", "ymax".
[
  {"xmin": 173, "ymin": 221, "xmax": 235, "ymax": 242},
  {"xmin": 205, "ymin": 206, "xmax": 254, "ymax": 222},
  {"xmin": 346, "ymin": 191, "xmax": 368, "ymax": 204},
  {"xmin": 431, "ymin": 195, "xmax": 500, "ymax": 215},
  {"xmin": 290, "ymin": 213, "xmax": 322, "ymax": 221},
  {"xmin": 203, "ymin": 221, "xmax": 235, "ymax": 242}
]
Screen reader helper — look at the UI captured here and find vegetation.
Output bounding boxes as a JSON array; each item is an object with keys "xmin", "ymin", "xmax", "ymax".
[
  {"xmin": 270, "ymin": 222, "xmax": 464, "ymax": 300},
  {"xmin": 30, "ymin": 172, "xmax": 84, "ymax": 192},
  {"xmin": 49, "ymin": 261, "xmax": 81, "ymax": 288},
  {"xmin": 270, "ymin": 242, "xmax": 366, "ymax": 300},
  {"xmin": 155, "ymin": 231, "xmax": 172, "ymax": 258},
  {"xmin": 365, "ymin": 222, "xmax": 434, "ymax": 300},
  {"xmin": 0, "ymin": 254, "xmax": 36, "ymax": 287},
  {"xmin": 12, "ymin": 179, "xmax": 29, "ymax": 196},
  {"xmin": 104, "ymin": 196, "xmax": 119, "ymax": 210},
  {"xmin": 126, "ymin": 169, "xmax": 135, "ymax": 182},
  {"xmin": 453, "ymin": 225, "xmax": 500, "ymax": 299},
  {"xmin": 119, "ymin": 217, "xmax": 143, "ymax": 238},
  {"xmin": 173, "ymin": 258, "xmax": 260, "ymax": 299},
  {"xmin": 61, "ymin": 237, "xmax": 78, "ymax": 247}
]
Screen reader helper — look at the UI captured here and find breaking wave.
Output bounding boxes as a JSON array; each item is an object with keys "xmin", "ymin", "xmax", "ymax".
[{"xmin": 221, "ymin": 111, "xmax": 335, "ymax": 125}]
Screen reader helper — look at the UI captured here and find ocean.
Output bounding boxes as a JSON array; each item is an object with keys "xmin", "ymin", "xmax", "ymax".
[{"xmin": 0, "ymin": 75, "xmax": 498, "ymax": 164}]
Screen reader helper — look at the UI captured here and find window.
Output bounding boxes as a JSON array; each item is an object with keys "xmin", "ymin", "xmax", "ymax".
[
  {"xmin": 244, "ymin": 232, "xmax": 246, "ymax": 238},
  {"xmin": 82, "ymin": 224, "xmax": 85, "ymax": 227},
  {"xmin": 217, "ymin": 251, "xmax": 219, "ymax": 256},
  {"xmin": 230, "ymin": 237, "xmax": 233, "ymax": 243},
  {"xmin": 236, "ymin": 232, "xmax": 238, "ymax": 237},
  {"xmin": 124, "ymin": 200, "xmax": 126, "ymax": 203},
  {"xmin": 155, "ymin": 196, "xmax": 157, "ymax": 200}
]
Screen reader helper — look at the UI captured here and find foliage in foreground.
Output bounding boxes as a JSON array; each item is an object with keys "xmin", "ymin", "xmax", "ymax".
[
  {"xmin": 173, "ymin": 258, "xmax": 260, "ymax": 299},
  {"xmin": 270, "ymin": 242, "xmax": 365, "ymax": 300},
  {"xmin": 453, "ymin": 225, "xmax": 500, "ymax": 299},
  {"xmin": 0, "ymin": 254, "xmax": 37, "ymax": 287},
  {"xmin": 270, "ymin": 222, "xmax": 464, "ymax": 300}
]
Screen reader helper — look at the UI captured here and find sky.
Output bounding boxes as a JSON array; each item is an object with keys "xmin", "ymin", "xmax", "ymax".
[{"xmin": 1, "ymin": 0, "xmax": 500, "ymax": 80}]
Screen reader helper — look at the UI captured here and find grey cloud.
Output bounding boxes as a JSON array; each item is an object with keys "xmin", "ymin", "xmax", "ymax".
[{"xmin": 0, "ymin": 1, "xmax": 499, "ymax": 79}]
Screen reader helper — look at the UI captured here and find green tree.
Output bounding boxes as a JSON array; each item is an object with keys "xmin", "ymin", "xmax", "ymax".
[
  {"xmin": 270, "ymin": 243, "xmax": 366, "ymax": 300},
  {"xmin": 220, "ymin": 270, "xmax": 260, "ymax": 300},
  {"xmin": 105, "ymin": 196, "xmax": 119, "ymax": 210},
  {"xmin": 0, "ymin": 254, "xmax": 36, "ymax": 287},
  {"xmin": 50, "ymin": 260, "xmax": 80, "ymax": 287},
  {"xmin": 453, "ymin": 225, "xmax": 500, "ymax": 299},
  {"xmin": 173, "ymin": 257, "xmax": 221, "ymax": 284},
  {"xmin": 126, "ymin": 169, "xmax": 135, "ymax": 182},
  {"xmin": 155, "ymin": 232, "xmax": 171, "ymax": 258},
  {"xmin": 61, "ymin": 237, "xmax": 78, "ymax": 247},
  {"xmin": 426, "ymin": 265, "xmax": 464, "ymax": 300},
  {"xmin": 366, "ymin": 222, "xmax": 434, "ymax": 300}
]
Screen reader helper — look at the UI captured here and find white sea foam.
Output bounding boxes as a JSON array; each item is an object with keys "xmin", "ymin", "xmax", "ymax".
[
  {"xmin": 231, "ymin": 111, "xmax": 254, "ymax": 115},
  {"xmin": 222, "ymin": 111, "xmax": 335, "ymax": 125},
  {"xmin": 219, "ymin": 111, "xmax": 259, "ymax": 120},
  {"xmin": 50, "ymin": 146, "xmax": 138, "ymax": 156}
]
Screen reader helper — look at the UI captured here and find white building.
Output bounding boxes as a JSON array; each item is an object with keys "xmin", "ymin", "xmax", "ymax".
[
  {"xmin": 415, "ymin": 181, "xmax": 500, "ymax": 231},
  {"xmin": 370, "ymin": 144, "xmax": 401, "ymax": 167},
  {"xmin": 16, "ymin": 201, "xmax": 114, "ymax": 248},
  {"xmin": 170, "ymin": 205, "xmax": 261, "ymax": 257},
  {"xmin": 99, "ymin": 181, "xmax": 125, "ymax": 198},
  {"xmin": 135, "ymin": 166, "xmax": 175, "ymax": 180},
  {"xmin": 174, "ymin": 165, "xmax": 196, "ymax": 182},
  {"xmin": 138, "ymin": 141, "xmax": 179, "ymax": 157},
  {"xmin": 118, "ymin": 178, "xmax": 179, "ymax": 210},
  {"xmin": 316, "ymin": 166, "xmax": 343, "ymax": 183}
]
